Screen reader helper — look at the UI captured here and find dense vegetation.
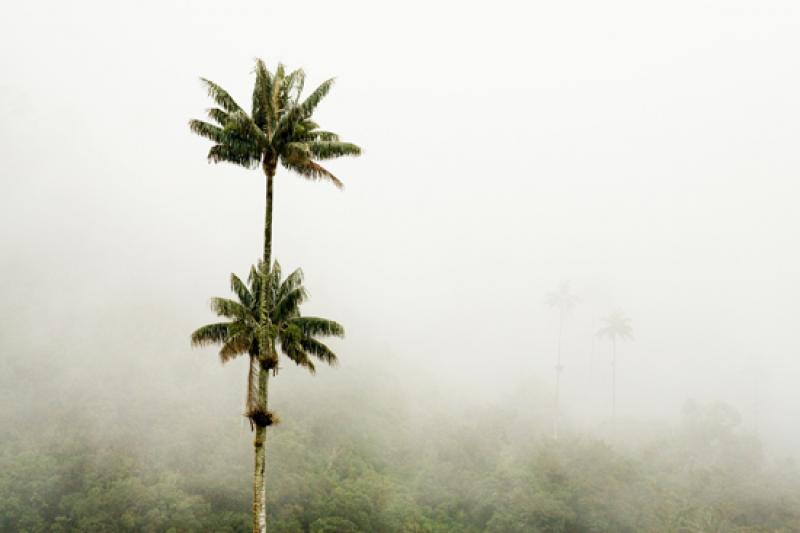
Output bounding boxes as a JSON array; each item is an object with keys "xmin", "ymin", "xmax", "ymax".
[{"xmin": 2, "ymin": 367, "xmax": 798, "ymax": 533}]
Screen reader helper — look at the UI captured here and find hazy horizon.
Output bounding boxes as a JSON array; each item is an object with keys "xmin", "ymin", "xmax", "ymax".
[{"xmin": 2, "ymin": 0, "xmax": 799, "ymax": 461}]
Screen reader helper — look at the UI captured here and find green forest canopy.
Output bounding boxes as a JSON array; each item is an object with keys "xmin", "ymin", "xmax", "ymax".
[{"xmin": 1, "ymin": 365, "xmax": 797, "ymax": 533}]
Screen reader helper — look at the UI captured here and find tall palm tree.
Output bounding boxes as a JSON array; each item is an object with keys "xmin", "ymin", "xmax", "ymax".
[
  {"xmin": 596, "ymin": 310, "xmax": 633, "ymax": 420},
  {"xmin": 545, "ymin": 281, "xmax": 578, "ymax": 439},
  {"xmin": 189, "ymin": 60, "xmax": 359, "ymax": 533},
  {"xmin": 191, "ymin": 261, "xmax": 343, "ymax": 532}
]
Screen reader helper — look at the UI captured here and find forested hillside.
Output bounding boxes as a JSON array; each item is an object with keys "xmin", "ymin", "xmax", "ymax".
[{"xmin": 2, "ymin": 364, "xmax": 797, "ymax": 533}]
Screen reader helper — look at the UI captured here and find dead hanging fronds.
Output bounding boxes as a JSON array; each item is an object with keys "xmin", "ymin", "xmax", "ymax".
[{"xmin": 246, "ymin": 405, "xmax": 279, "ymax": 428}]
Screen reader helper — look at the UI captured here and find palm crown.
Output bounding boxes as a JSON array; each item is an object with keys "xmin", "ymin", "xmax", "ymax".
[
  {"xmin": 191, "ymin": 261, "xmax": 344, "ymax": 422},
  {"xmin": 189, "ymin": 59, "xmax": 361, "ymax": 186},
  {"xmin": 546, "ymin": 281, "xmax": 578, "ymax": 314},
  {"xmin": 596, "ymin": 310, "xmax": 634, "ymax": 342}
]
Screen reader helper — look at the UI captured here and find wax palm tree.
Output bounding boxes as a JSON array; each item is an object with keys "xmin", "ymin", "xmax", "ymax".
[
  {"xmin": 596, "ymin": 310, "xmax": 633, "ymax": 419},
  {"xmin": 191, "ymin": 261, "xmax": 344, "ymax": 532},
  {"xmin": 546, "ymin": 281, "xmax": 578, "ymax": 439},
  {"xmin": 189, "ymin": 60, "xmax": 359, "ymax": 533},
  {"xmin": 190, "ymin": 59, "xmax": 361, "ymax": 268}
]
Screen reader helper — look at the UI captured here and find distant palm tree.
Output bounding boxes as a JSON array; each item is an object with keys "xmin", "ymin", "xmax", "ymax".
[
  {"xmin": 596, "ymin": 310, "xmax": 633, "ymax": 419},
  {"xmin": 191, "ymin": 261, "xmax": 343, "ymax": 532},
  {"xmin": 189, "ymin": 60, "xmax": 359, "ymax": 533},
  {"xmin": 546, "ymin": 281, "xmax": 578, "ymax": 439}
]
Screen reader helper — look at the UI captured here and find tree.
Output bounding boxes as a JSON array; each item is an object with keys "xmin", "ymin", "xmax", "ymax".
[
  {"xmin": 189, "ymin": 59, "xmax": 361, "ymax": 268},
  {"xmin": 545, "ymin": 282, "xmax": 578, "ymax": 440},
  {"xmin": 189, "ymin": 59, "xmax": 360, "ymax": 533},
  {"xmin": 191, "ymin": 261, "xmax": 344, "ymax": 532},
  {"xmin": 596, "ymin": 310, "xmax": 633, "ymax": 420}
]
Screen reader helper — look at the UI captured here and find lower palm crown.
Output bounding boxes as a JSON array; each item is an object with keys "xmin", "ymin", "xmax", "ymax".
[{"xmin": 191, "ymin": 261, "xmax": 344, "ymax": 374}]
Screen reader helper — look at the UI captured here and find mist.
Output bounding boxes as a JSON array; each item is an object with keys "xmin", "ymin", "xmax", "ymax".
[{"xmin": 2, "ymin": 1, "xmax": 800, "ymax": 531}]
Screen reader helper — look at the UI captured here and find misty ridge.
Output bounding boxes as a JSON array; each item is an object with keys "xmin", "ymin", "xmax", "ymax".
[{"xmin": 2, "ymin": 1, "xmax": 800, "ymax": 532}]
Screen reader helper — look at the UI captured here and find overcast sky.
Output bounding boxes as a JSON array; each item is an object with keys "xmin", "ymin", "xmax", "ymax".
[{"xmin": 1, "ymin": 1, "xmax": 799, "ymax": 451}]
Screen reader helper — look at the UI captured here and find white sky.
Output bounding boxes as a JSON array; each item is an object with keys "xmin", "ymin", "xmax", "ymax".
[{"xmin": 1, "ymin": 0, "xmax": 799, "ymax": 450}]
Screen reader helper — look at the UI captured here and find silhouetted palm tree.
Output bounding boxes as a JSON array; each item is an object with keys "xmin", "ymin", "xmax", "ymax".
[
  {"xmin": 189, "ymin": 60, "xmax": 359, "ymax": 533},
  {"xmin": 191, "ymin": 261, "xmax": 343, "ymax": 532},
  {"xmin": 546, "ymin": 281, "xmax": 578, "ymax": 439},
  {"xmin": 596, "ymin": 310, "xmax": 633, "ymax": 419}
]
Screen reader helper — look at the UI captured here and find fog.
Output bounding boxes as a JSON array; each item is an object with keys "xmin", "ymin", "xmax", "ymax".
[{"xmin": 2, "ymin": 0, "xmax": 800, "ymax": 520}]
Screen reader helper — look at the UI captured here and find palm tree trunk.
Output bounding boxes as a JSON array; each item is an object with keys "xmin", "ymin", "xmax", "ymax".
[
  {"xmin": 252, "ymin": 368, "xmax": 269, "ymax": 533},
  {"xmin": 554, "ymin": 309, "xmax": 563, "ymax": 440},
  {"xmin": 263, "ymin": 165, "xmax": 274, "ymax": 268},
  {"xmin": 611, "ymin": 337, "xmax": 616, "ymax": 420},
  {"xmin": 252, "ymin": 163, "xmax": 275, "ymax": 533}
]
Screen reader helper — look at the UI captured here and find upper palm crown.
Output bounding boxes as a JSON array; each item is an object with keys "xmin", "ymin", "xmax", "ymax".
[{"xmin": 189, "ymin": 59, "xmax": 361, "ymax": 186}]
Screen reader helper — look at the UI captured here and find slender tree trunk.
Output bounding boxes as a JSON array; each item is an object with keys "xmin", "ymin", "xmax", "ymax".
[
  {"xmin": 252, "ymin": 369, "xmax": 269, "ymax": 533},
  {"xmin": 263, "ymin": 166, "xmax": 274, "ymax": 268},
  {"xmin": 611, "ymin": 337, "xmax": 617, "ymax": 420},
  {"xmin": 252, "ymin": 163, "xmax": 275, "ymax": 533},
  {"xmin": 554, "ymin": 309, "xmax": 563, "ymax": 440}
]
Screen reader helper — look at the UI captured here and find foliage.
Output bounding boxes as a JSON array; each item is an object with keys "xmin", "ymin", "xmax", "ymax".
[
  {"xmin": 545, "ymin": 282, "xmax": 578, "ymax": 314},
  {"xmin": 596, "ymin": 310, "xmax": 633, "ymax": 342},
  {"xmin": 189, "ymin": 59, "xmax": 361, "ymax": 186},
  {"xmin": 2, "ymin": 386, "xmax": 798, "ymax": 533},
  {"xmin": 191, "ymin": 261, "xmax": 344, "ymax": 424}
]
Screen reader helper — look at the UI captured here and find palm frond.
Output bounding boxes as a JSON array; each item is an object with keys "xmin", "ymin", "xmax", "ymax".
[
  {"xmin": 190, "ymin": 322, "xmax": 231, "ymax": 347},
  {"xmin": 273, "ymin": 287, "xmax": 308, "ymax": 322},
  {"xmin": 206, "ymin": 108, "xmax": 231, "ymax": 126},
  {"xmin": 264, "ymin": 260, "xmax": 281, "ymax": 305},
  {"xmin": 226, "ymin": 111, "xmax": 268, "ymax": 149},
  {"xmin": 298, "ymin": 78, "xmax": 334, "ymax": 119},
  {"xmin": 279, "ymin": 334, "xmax": 316, "ymax": 374},
  {"xmin": 251, "ymin": 58, "xmax": 272, "ymax": 129},
  {"xmin": 210, "ymin": 297, "xmax": 250, "ymax": 321},
  {"xmin": 230, "ymin": 273, "xmax": 253, "ymax": 309},
  {"xmin": 296, "ymin": 119, "xmax": 320, "ymax": 136},
  {"xmin": 190, "ymin": 120, "xmax": 260, "ymax": 163},
  {"xmin": 273, "ymin": 267, "xmax": 304, "ymax": 312},
  {"xmin": 293, "ymin": 354, "xmax": 316, "ymax": 374},
  {"xmin": 272, "ymin": 78, "xmax": 333, "ymax": 141},
  {"xmin": 271, "ymin": 63, "xmax": 287, "ymax": 122},
  {"xmin": 285, "ymin": 68, "xmax": 305, "ymax": 105},
  {"xmin": 189, "ymin": 120, "xmax": 228, "ymax": 144},
  {"xmin": 207, "ymin": 144, "xmax": 260, "ymax": 168},
  {"xmin": 283, "ymin": 141, "xmax": 312, "ymax": 161},
  {"xmin": 199, "ymin": 78, "xmax": 244, "ymax": 114},
  {"xmin": 283, "ymin": 159, "xmax": 343, "ymax": 188},
  {"xmin": 280, "ymin": 267, "xmax": 304, "ymax": 293},
  {"xmin": 248, "ymin": 263, "xmax": 261, "ymax": 288},
  {"xmin": 219, "ymin": 327, "xmax": 254, "ymax": 363},
  {"xmin": 290, "ymin": 316, "xmax": 344, "ymax": 338},
  {"xmin": 308, "ymin": 141, "xmax": 362, "ymax": 160},
  {"xmin": 306, "ymin": 130, "xmax": 340, "ymax": 141},
  {"xmin": 301, "ymin": 337, "xmax": 339, "ymax": 367}
]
